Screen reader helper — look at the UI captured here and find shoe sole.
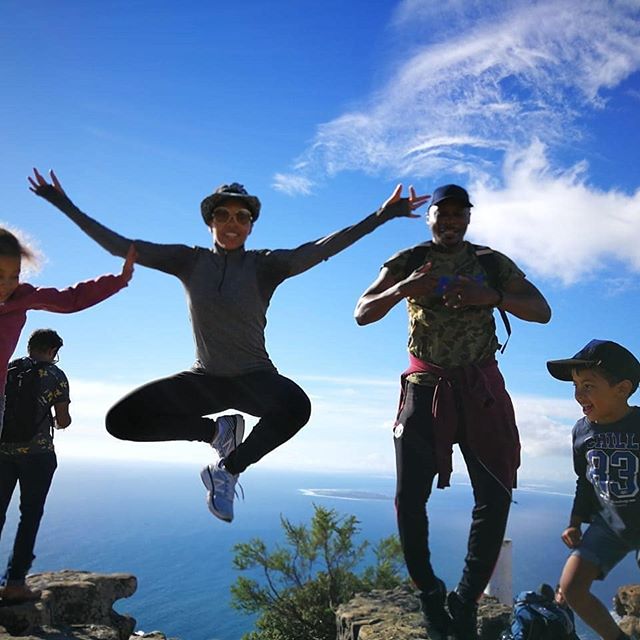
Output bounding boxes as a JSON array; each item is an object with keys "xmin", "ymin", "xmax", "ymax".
[
  {"xmin": 200, "ymin": 465, "xmax": 232, "ymax": 523},
  {"xmin": 216, "ymin": 415, "xmax": 246, "ymax": 458}
]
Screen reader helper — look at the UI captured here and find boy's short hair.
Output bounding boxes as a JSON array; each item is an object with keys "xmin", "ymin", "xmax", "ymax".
[
  {"xmin": 27, "ymin": 329, "xmax": 63, "ymax": 354},
  {"xmin": 547, "ymin": 339, "xmax": 640, "ymax": 396}
]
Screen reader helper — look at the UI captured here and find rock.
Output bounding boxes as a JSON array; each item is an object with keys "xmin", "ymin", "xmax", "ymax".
[
  {"xmin": 336, "ymin": 585, "xmax": 512, "ymax": 640},
  {"xmin": 0, "ymin": 570, "xmax": 138, "ymax": 640},
  {"xmin": 615, "ymin": 584, "xmax": 640, "ymax": 638},
  {"xmin": 336, "ymin": 586, "xmax": 426, "ymax": 640}
]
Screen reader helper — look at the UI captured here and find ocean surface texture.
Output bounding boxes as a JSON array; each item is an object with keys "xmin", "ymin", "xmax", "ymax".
[{"xmin": 0, "ymin": 461, "xmax": 635, "ymax": 640}]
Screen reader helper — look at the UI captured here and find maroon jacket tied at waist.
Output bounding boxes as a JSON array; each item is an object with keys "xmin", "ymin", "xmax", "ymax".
[{"xmin": 397, "ymin": 354, "xmax": 520, "ymax": 490}]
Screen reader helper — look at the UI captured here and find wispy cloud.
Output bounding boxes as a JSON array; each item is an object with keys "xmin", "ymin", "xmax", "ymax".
[
  {"xmin": 272, "ymin": 173, "xmax": 314, "ymax": 196},
  {"xmin": 273, "ymin": 0, "xmax": 640, "ymax": 281}
]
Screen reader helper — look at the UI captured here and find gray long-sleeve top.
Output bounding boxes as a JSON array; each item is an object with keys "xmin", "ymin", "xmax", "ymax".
[{"xmin": 40, "ymin": 187, "xmax": 399, "ymax": 377}]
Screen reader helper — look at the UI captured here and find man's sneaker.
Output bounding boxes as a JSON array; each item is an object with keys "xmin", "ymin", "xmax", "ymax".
[
  {"xmin": 211, "ymin": 414, "xmax": 245, "ymax": 459},
  {"xmin": 419, "ymin": 578, "xmax": 452, "ymax": 640},
  {"xmin": 447, "ymin": 590, "xmax": 478, "ymax": 640},
  {"xmin": 200, "ymin": 459, "xmax": 240, "ymax": 523}
]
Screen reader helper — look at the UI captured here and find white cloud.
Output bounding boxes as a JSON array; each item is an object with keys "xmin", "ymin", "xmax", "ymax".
[
  {"xmin": 512, "ymin": 393, "xmax": 577, "ymax": 457},
  {"xmin": 273, "ymin": 0, "xmax": 640, "ymax": 283},
  {"xmin": 56, "ymin": 376, "xmax": 582, "ymax": 483},
  {"xmin": 272, "ymin": 173, "xmax": 314, "ymax": 196},
  {"xmin": 278, "ymin": 0, "xmax": 640, "ymax": 187},
  {"xmin": 468, "ymin": 141, "xmax": 640, "ymax": 283}
]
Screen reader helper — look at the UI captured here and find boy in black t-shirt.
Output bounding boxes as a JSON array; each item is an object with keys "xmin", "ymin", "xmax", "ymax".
[{"xmin": 547, "ymin": 340, "xmax": 640, "ymax": 640}]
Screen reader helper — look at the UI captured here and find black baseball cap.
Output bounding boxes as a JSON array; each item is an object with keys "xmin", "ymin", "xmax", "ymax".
[
  {"xmin": 547, "ymin": 339, "xmax": 640, "ymax": 389},
  {"xmin": 431, "ymin": 184, "xmax": 473, "ymax": 208},
  {"xmin": 200, "ymin": 183, "xmax": 261, "ymax": 225}
]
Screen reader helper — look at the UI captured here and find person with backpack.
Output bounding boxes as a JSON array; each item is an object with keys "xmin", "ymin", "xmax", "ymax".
[
  {"xmin": 0, "ymin": 329, "xmax": 70, "ymax": 602},
  {"xmin": 354, "ymin": 184, "xmax": 551, "ymax": 640},
  {"xmin": 29, "ymin": 168, "xmax": 430, "ymax": 525},
  {"xmin": 501, "ymin": 583, "xmax": 580, "ymax": 640},
  {"xmin": 0, "ymin": 225, "xmax": 135, "ymax": 434}
]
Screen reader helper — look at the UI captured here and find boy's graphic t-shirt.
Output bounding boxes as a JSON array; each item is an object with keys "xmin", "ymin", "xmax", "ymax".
[
  {"xmin": 572, "ymin": 406, "xmax": 640, "ymax": 546},
  {"xmin": 0, "ymin": 358, "xmax": 70, "ymax": 456}
]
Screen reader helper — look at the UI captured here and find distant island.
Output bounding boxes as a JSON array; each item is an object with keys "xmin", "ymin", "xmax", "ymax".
[{"xmin": 300, "ymin": 488, "xmax": 392, "ymax": 501}]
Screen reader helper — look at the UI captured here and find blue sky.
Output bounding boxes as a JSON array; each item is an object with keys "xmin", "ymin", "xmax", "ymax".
[{"xmin": 1, "ymin": 0, "xmax": 639, "ymax": 486}]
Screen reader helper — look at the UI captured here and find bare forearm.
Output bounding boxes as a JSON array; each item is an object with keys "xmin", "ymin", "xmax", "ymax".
[
  {"xmin": 498, "ymin": 289, "xmax": 551, "ymax": 323},
  {"xmin": 355, "ymin": 282, "xmax": 405, "ymax": 325}
]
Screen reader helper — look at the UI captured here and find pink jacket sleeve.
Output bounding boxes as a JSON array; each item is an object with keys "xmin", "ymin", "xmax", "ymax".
[{"xmin": 2, "ymin": 275, "xmax": 128, "ymax": 314}]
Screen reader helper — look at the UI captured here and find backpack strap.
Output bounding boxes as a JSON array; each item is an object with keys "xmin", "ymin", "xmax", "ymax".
[
  {"xmin": 21, "ymin": 359, "xmax": 55, "ymax": 438},
  {"xmin": 473, "ymin": 245, "xmax": 511, "ymax": 353},
  {"xmin": 404, "ymin": 241, "xmax": 433, "ymax": 275},
  {"xmin": 405, "ymin": 242, "xmax": 512, "ymax": 352}
]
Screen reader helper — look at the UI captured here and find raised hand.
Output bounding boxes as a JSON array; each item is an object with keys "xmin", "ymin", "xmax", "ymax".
[
  {"xmin": 380, "ymin": 184, "xmax": 431, "ymax": 219},
  {"xmin": 442, "ymin": 276, "xmax": 500, "ymax": 309},
  {"xmin": 28, "ymin": 168, "xmax": 66, "ymax": 196},
  {"xmin": 398, "ymin": 262, "xmax": 439, "ymax": 298},
  {"xmin": 121, "ymin": 244, "xmax": 137, "ymax": 283}
]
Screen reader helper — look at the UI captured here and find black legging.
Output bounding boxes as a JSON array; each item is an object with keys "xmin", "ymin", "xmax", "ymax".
[
  {"xmin": 106, "ymin": 369, "xmax": 311, "ymax": 475},
  {"xmin": 394, "ymin": 382, "xmax": 512, "ymax": 601}
]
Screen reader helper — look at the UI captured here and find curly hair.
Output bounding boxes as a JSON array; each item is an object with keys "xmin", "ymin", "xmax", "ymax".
[
  {"xmin": 0, "ymin": 225, "xmax": 41, "ymax": 272},
  {"xmin": 27, "ymin": 329, "xmax": 64, "ymax": 354}
]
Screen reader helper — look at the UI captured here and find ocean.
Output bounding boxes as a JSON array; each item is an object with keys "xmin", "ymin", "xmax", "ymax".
[{"xmin": 0, "ymin": 460, "xmax": 637, "ymax": 640}]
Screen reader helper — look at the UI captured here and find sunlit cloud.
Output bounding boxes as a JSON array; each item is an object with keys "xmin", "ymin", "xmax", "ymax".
[
  {"xmin": 512, "ymin": 393, "xmax": 577, "ymax": 457},
  {"xmin": 468, "ymin": 141, "xmax": 640, "ymax": 284},
  {"xmin": 273, "ymin": 0, "xmax": 640, "ymax": 282},
  {"xmin": 281, "ymin": 0, "xmax": 639, "ymax": 182}
]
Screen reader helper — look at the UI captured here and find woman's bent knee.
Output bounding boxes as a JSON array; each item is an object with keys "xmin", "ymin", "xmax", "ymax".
[{"xmin": 105, "ymin": 402, "xmax": 131, "ymax": 440}]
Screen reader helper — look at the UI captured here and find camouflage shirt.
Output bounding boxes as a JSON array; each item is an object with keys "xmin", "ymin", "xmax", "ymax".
[
  {"xmin": 0, "ymin": 358, "xmax": 70, "ymax": 456},
  {"xmin": 384, "ymin": 242, "xmax": 524, "ymax": 386}
]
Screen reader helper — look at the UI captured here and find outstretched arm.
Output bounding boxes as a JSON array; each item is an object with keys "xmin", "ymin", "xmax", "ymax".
[
  {"xmin": 21, "ymin": 244, "xmax": 136, "ymax": 314},
  {"xmin": 271, "ymin": 184, "xmax": 431, "ymax": 278},
  {"xmin": 29, "ymin": 168, "xmax": 193, "ymax": 276}
]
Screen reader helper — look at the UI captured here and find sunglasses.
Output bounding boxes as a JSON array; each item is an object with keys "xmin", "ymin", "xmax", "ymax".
[{"xmin": 212, "ymin": 207, "xmax": 253, "ymax": 226}]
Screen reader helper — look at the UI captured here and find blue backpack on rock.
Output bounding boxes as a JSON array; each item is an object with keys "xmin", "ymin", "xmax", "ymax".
[{"xmin": 501, "ymin": 585, "xmax": 579, "ymax": 640}]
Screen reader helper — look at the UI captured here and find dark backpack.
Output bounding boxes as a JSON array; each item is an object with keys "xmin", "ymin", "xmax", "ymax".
[
  {"xmin": 501, "ymin": 589, "xmax": 578, "ymax": 640},
  {"xmin": 1, "ymin": 359, "xmax": 52, "ymax": 443},
  {"xmin": 405, "ymin": 241, "xmax": 512, "ymax": 351}
]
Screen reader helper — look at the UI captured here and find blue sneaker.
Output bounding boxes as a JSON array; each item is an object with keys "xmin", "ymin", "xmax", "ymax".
[
  {"xmin": 211, "ymin": 415, "xmax": 245, "ymax": 459},
  {"xmin": 200, "ymin": 460, "xmax": 241, "ymax": 523}
]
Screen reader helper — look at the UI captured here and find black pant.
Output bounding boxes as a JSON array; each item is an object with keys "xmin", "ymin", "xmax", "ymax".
[
  {"xmin": 394, "ymin": 382, "xmax": 511, "ymax": 602},
  {"xmin": 106, "ymin": 369, "xmax": 312, "ymax": 475},
  {"xmin": 0, "ymin": 452, "xmax": 57, "ymax": 585}
]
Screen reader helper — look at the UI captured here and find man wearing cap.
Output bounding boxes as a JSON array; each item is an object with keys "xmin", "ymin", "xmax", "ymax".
[
  {"xmin": 29, "ymin": 169, "xmax": 429, "ymax": 524},
  {"xmin": 355, "ymin": 184, "xmax": 551, "ymax": 639},
  {"xmin": 547, "ymin": 340, "xmax": 640, "ymax": 640}
]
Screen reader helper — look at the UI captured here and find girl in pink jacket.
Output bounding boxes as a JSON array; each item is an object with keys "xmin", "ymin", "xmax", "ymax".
[{"xmin": 0, "ymin": 226, "xmax": 136, "ymax": 427}]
